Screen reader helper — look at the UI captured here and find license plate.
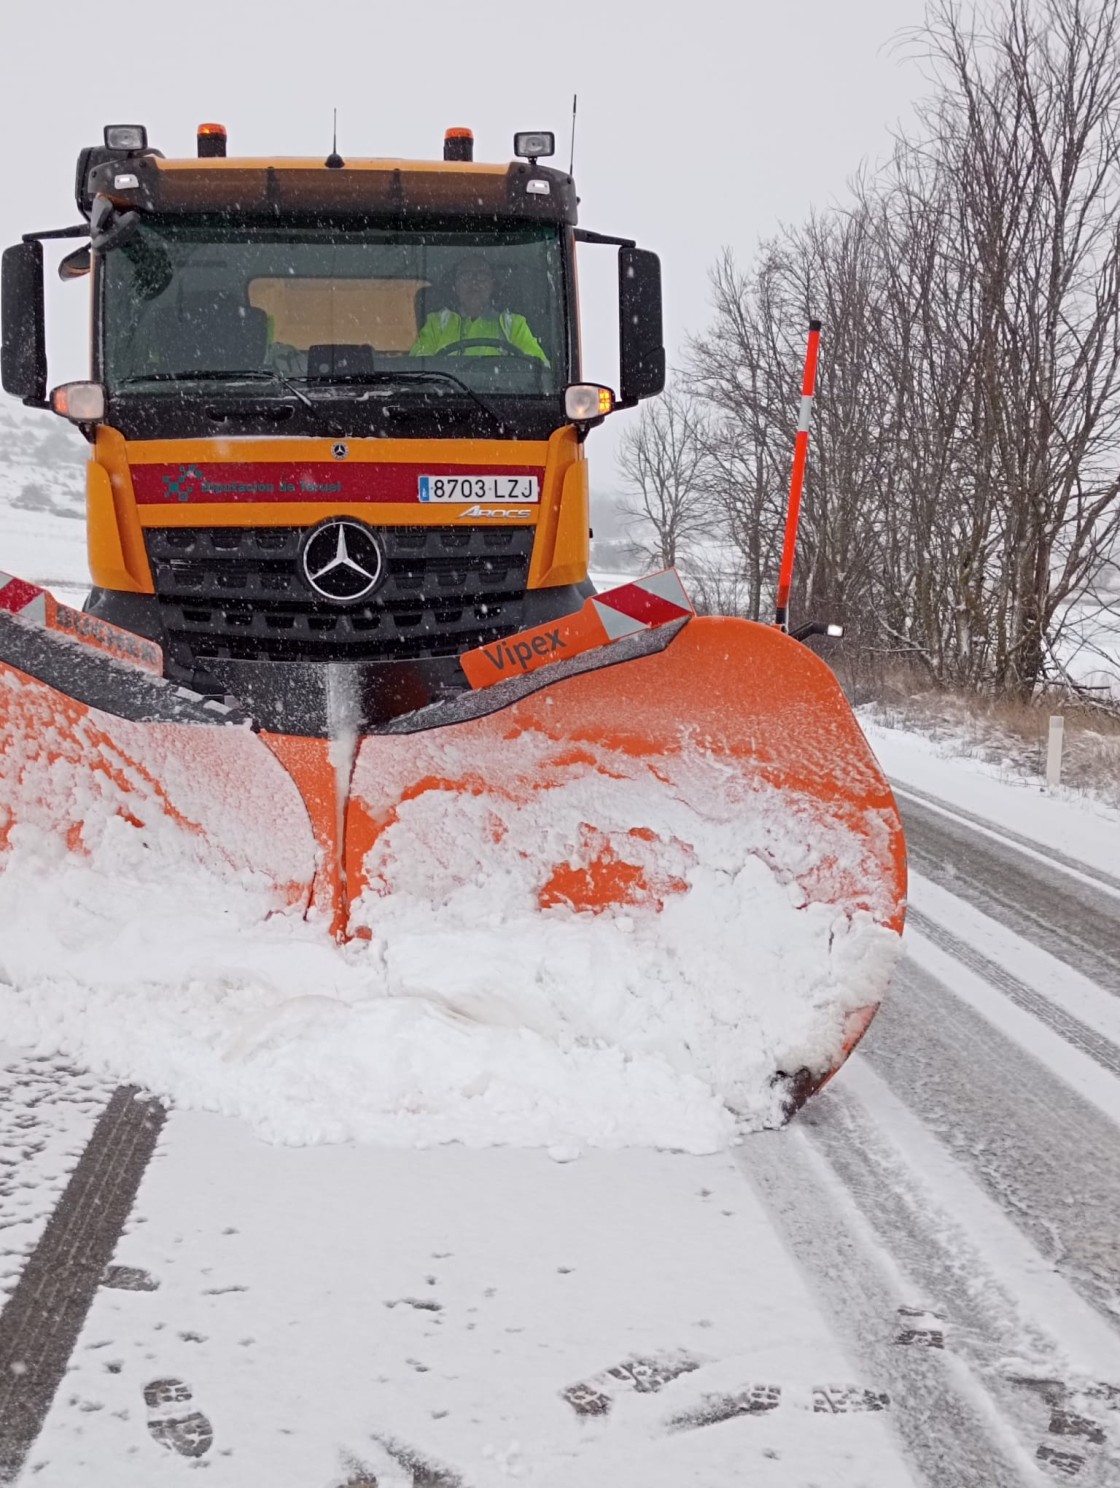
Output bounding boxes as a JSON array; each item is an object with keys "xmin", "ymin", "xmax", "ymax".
[{"xmin": 418, "ymin": 474, "xmax": 540, "ymax": 503}]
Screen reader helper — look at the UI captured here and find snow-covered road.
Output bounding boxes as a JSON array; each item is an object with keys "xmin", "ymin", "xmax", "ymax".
[
  {"xmin": 742, "ymin": 775, "xmax": 1120, "ymax": 1487},
  {"xmin": 1, "ymin": 739, "xmax": 1117, "ymax": 1486}
]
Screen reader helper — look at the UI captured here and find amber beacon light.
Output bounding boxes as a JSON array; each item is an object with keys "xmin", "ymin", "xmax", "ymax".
[
  {"xmin": 443, "ymin": 127, "xmax": 474, "ymax": 162},
  {"xmin": 197, "ymin": 123, "xmax": 228, "ymax": 158}
]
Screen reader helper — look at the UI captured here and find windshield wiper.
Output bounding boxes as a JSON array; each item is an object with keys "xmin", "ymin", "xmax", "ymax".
[
  {"xmin": 307, "ymin": 370, "xmax": 506, "ymax": 430},
  {"xmin": 118, "ymin": 369, "xmax": 313, "ymax": 408},
  {"xmin": 119, "ymin": 367, "xmax": 509, "ymax": 428}
]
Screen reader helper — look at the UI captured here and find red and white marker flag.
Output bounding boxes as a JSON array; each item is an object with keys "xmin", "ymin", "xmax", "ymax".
[
  {"xmin": 460, "ymin": 569, "xmax": 693, "ymax": 690},
  {"xmin": 0, "ymin": 571, "xmax": 164, "ymax": 676}
]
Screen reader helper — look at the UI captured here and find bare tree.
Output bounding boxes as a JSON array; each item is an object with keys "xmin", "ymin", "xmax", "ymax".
[
  {"xmin": 686, "ymin": 249, "xmax": 792, "ymax": 619},
  {"xmin": 678, "ymin": 0, "xmax": 1120, "ymax": 700},
  {"xmin": 615, "ymin": 389, "xmax": 715, "ymax": 569},
  {"xmin": 921, "ymin": 0, "xmax": 1120, "ymax": 693}
]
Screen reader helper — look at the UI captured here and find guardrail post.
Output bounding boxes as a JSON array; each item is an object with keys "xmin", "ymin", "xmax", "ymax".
[{"xmin": 1045, "ymin": 714, "xmax": 1064, "ymax": 788}]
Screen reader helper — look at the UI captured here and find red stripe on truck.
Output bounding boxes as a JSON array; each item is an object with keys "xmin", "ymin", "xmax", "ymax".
[{"xmin": 130, "ymin": 462, "xmax": 544, "ymax": 506}]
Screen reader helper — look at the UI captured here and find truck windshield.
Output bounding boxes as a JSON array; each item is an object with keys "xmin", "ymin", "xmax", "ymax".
[{"xmin": 101, "ymin": 218, "xmax": 567, "ymax": 401}]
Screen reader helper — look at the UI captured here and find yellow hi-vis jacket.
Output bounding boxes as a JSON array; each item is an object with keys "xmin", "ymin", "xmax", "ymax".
[{"xmin": 410, "ymin": 309, "xmax": 549, "ymax": 363}]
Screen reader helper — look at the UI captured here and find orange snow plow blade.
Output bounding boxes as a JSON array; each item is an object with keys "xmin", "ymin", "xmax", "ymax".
[
  {"xmin": 0, "ymin": 585, "xmax": 905, "ymax": 1120},
  {"xmin": 341, "ymin": 616, "xmax": 905, "ymax": 932}
]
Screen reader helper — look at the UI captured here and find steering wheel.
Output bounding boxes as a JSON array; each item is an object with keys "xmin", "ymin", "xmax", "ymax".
[{"xmin": 432, "ymin": 338, "xmax": 539, "ymax": 361}]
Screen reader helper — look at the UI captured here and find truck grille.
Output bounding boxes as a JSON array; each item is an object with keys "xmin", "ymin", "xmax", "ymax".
[{"xmin": 144, "ymin": 525, "xmax": 535, "ymax": 665}]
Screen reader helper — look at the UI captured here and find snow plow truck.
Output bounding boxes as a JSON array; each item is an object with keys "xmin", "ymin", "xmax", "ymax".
[{"xmin": 0, "ymin": 123, "xmax": 906, "ymax": 1122}]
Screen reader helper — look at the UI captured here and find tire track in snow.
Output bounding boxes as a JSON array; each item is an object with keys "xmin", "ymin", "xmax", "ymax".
[
  {"xmin": 0, "ymin": 1055, "xmax": 115, "ymax": 1311},
  {"xmin": 738, "ymin": 1125, "xmax": 1038, "ymax": 1488},
  {"xmin": 892, "ymin": 782, "xmax": 1120, "ymax": 897},
  {"xmin": 864, "ymin": 959, "xmax": 1120, "ymax": 1327},
  {"xmin": 787, "ymin": 1070, "xmax": 1120, "ymax": 1486},
  {"xmin": 901, "ymin": 796, "xmax": 1120, "ymax": 995},
  {"xmin": 0, "ymin": 1085, "xmax": 164, "ymax": 1483},
  {"xmin": 907, "ymin": 907, "xmax": 1120, "ymax": 1078}
]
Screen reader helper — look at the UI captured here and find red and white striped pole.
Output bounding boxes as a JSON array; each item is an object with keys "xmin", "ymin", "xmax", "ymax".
[{"xmin": 774, "ymin": 319, "xmax": 822, "ymax": 632}]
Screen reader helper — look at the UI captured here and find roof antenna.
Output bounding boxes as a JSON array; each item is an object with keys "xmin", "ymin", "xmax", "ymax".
[
  {"xmin": 325, "ymin": 107, "xmax": 344, "ymax": 169},
  {"xmin": 568, "ymin": 93, "xmax": 578, "ymax": 176}
]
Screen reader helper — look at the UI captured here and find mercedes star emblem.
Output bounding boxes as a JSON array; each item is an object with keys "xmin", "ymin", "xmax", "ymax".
[
  {"xmin": 301, "ymin": 519, "xmax": 384, "ymax": 603},
  {"xmin": 332, "ymin": 442, "xmax": 349, "ymax": 459}
]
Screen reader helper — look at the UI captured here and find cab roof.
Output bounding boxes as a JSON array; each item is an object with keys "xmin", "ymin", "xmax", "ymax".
[{"xmin": 86, "ymin": 153, "xmax": 578, "ymax": 225}]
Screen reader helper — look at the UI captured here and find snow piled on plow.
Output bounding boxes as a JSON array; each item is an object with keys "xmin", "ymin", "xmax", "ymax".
[{"xmin": 0, "ymin": 713, "xmax": 901, "ymax": 1155}]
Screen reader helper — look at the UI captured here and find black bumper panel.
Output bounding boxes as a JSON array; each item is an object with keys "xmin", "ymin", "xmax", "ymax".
[{"xmin": 83, "ymin": 579, "xmax": 601, "ymax": 735}]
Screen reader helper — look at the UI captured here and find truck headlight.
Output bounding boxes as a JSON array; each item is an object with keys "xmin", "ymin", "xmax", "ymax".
[{"xmin": 564, "ymin": 384, "xmax": 615, "ymax": 421}]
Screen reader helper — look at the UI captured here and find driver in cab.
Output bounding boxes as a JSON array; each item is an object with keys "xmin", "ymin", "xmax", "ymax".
[{"xmin": 410, "ymin": 256, "xmax": 549, "ymax": 363}]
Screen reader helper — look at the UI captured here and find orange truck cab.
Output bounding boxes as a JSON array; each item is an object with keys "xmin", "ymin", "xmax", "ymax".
[{"xmin": 1, "ymin": 123, "xmax": 665, "ymax": 733}]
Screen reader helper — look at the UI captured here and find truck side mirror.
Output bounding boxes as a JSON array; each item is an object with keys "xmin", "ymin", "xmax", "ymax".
[
  {"xmin": 618, "ymin": 246, "xmax": 666, "ymax": 405},
  {"xmin": 1, "ymin": 241, "xmax": 47, "ymax": 405}
]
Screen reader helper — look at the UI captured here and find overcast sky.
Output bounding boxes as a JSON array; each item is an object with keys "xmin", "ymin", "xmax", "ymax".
[{"xmin": 1, "ymin": 0, "xmax": 931, "ymax": 496}]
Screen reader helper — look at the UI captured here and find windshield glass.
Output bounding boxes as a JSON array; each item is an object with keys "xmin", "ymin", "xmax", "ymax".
[{"xmin": 101, "ymin": 218, "xmax": 567, "ymax": 400}]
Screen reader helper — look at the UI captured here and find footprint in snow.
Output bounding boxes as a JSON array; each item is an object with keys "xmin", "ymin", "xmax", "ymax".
[{"xmin": 143, "ymin": 1376, "xmax": 213, "ymax": 1457}]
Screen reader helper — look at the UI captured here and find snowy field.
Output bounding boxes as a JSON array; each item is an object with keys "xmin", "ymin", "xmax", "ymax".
[
  {"xmin": 1, "ymin": 400, "xmax": 1119, "ymax": 1483},
  {"xmin": 0, "ymin": 402, "xmax": 88, "ymax": 607},
  {"xmin": 1053, "ymin": 591, "xmax": 1120, "ymax": 700}
]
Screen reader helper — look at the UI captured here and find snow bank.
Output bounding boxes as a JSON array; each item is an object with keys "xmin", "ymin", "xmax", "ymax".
[
  {"xmin": 0, "ymin": 706, "xmax": 901, "ymax": 1153},
  {"xmin": 860, "ymin": 715, "xmax": 1120, "ymax": 878}
]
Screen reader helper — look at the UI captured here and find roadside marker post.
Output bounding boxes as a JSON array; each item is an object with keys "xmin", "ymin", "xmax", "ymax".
[
  {"xmin": 1046, "ymin": 715, "xmax": 1064, "ymax": 788},
  {"xmin": 774, "ymin": 320, "xmax": 822, "ymax": 632}
]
